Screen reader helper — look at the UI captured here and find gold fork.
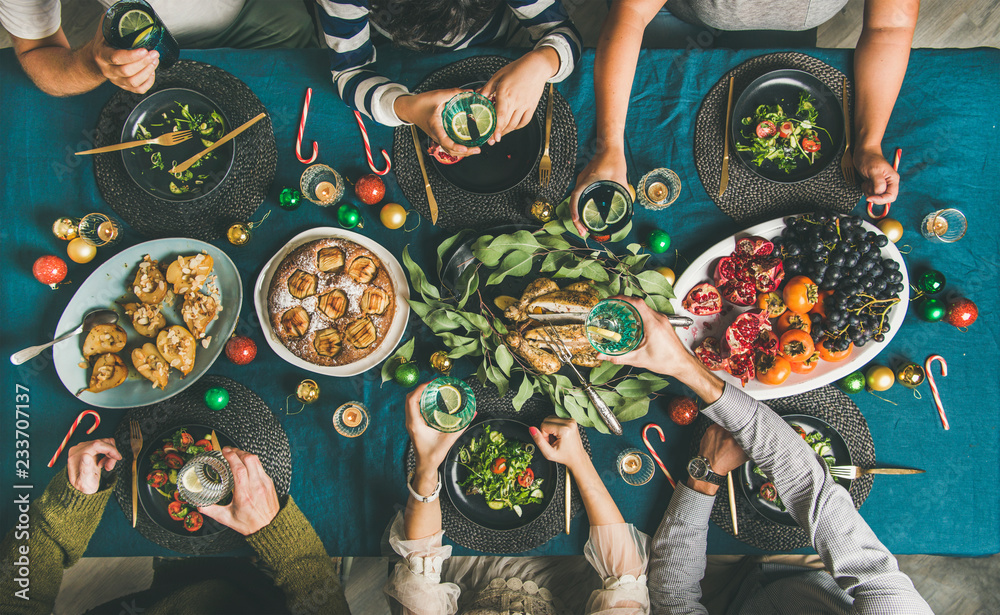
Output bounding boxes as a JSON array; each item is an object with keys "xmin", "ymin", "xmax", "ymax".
[
  {"xmin": 129, "ymin": 420, "xmax": 143, "ymax": 528},
  {"xmin": 75, "ymin": 130, "xmax": 194, "ymax": 156},
  {"xmin": 538, "ymin": 82, "xmax": 554, "ymax": 187},
  {"xmin": 840, "ymin": 77, "xmax": 855, "ymax": 185}
]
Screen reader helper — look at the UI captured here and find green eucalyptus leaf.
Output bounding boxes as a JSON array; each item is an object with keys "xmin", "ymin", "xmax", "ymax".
[
  {"xmin": 607, "ymin": 272, "xmax": 622, "ymax": 295},
  {"xmin": 609, "ymin": 221, "xmax": 632, "ymax": 243},
  {"xmin": 635, "ymin": 270, "xmax": 676, "ymax": 298},
  {"xmin": 614, "ymin": 377, "xmax": 669, "ymax": 398},
  {"xmin": 589, "ymin": 361, "xmax": 625, "ymax": 386},
  {"xmin": 436, "ymin": 230, "xmax": 472, "ymax": 279},
  {"xmin": 486, "ymin": 250, "xmax": 534, "ymax": 286},
  {"xmin": 614, "ymin": 396, "xmax": 651, "ymax": 422},
  {"xmin": 628, "ymin": 253, "xmax": 651, "ymax": 273},
  {"xmin": 495, "ymin": 344, "xmax": 515, "ymax": 376},
  {"xmin": 512, "ymin": 372, "xmax": 536, "ymax": 410},
  {"xmin": 476, "ymin": 360, "xmax": 488, "ymax": 385},
  {"xmin": 463, "ymin": 312, "xmax": 491, "ymax": 333},
  {"xmin": 643, "ymin": 293, "xmax": 675, "ymax": 314},
  {"xmin": 486, "ymin": 365, "xmax": 509, "ymax": 397},
  {"xmin": 563, "ymin": 392, "xmax": 593, "ymax": 427},
  {"xmin": 402, "ymin": 245, "xmax": 441, "ymax": 301},
  {"xmin": 454, "ymin": 266, "xmax": 480, "ymax": 309},
  {"xmin": 407, "ymin": 299, "xmax": 434, "ymax": 319},
  {"xmin": 540, "ymin": 251, "xmax": 571, "ymax": 273},
  {"xmin": 381, "ymin": 357, "xmax": 400, "ymax": 384},
  {"xmin": 626, "ymin": 243, "xmax": 642, "ymax": 255},
  {"xmin": 535, "ymin": 234, "xmax": 573, "ymax": 250},
  {"xmin": 581, "ymin": 261, "xmax": 610, "ymax": 282},
  {"xmin": 424, "ymin": 308, "xmax": 465, "ymax": 333},
  {"xmin": 379, "ymin": 337, "xmax": 415, "ymax": 384},
  {"xmin": 492, "ymin": 318, "xmax": 509, "ymax": 336},
  {"xmin": 583, "ymin": 395, "xmax": 609, "ymax": 434}
]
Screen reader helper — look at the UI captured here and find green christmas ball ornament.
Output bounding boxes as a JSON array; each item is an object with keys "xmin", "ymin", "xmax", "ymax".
[
  {"xmin": 279, "ymin": 188, "xmax": 302, "ymax": 210},
  {"xmin": 917, "ymin": 297, "xmax": 946, "ymax": 322},
  {"xmin": 337, "ymin": 203, "xmax": 363, "ymax": 229},
  {"xmin": 205, "ymin": 387, "xmax": 230, "ymax": 411},
  {"xmin": 915, "ymin": 270, "xmax": 946, "ymax": 294},
  {"xmin": 646, "ymin": 229, "xmax": 671, "ymax": 254},
  {"xmin": 393, "ymin": 361, "xmax": 419, "ymax": 387},
  {"xmin": 837, "ymin": 371, "xmax": 865, "ymax": 394}
]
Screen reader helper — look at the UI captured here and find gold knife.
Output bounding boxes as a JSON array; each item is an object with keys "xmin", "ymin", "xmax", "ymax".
[
  {"xmin": 410, "ymin": 125, "xmax": 438, "ymax": 224},
  {"xmin": 719, "ymin": 75, "xmax": 735, "ymax": 197},
  {"xmin": 565, "ymin": 468, "xmax": 572, "ymax": 535},
  {"xmin": 170, "ymin": 112, "xmax": 266, "ymax": 174},
  {"xmin": 858, "ymin": 468, "xmax": 925, "ymax": 475}
]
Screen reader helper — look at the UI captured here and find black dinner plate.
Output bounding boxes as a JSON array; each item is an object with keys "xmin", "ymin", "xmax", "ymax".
[
  {"xmin": 121, "ymin": 87, "xmax": 235, "ymax": 202},
  {"xmin": 137, "ymin": 423, "xmax": 237, "ymax": 538},
  {"xmin": 444, "ymin": 419, "xmax": 557, "ymax": 531},
  {"xmin": 730, "ymin": 69, "xmax": 844, "ymax": 184},
  {"xmin": 739, "ymin": 414, "xmax": 852, "ymax": 527},
  {"xmin": 427, "ymin": 82, "xmax": 542, "ymax": 195}
]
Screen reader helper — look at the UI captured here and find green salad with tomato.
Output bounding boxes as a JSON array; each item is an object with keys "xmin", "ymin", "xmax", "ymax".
[
  {"xmin": 146, "ymin": 428, "xmax": 217, "ymax": 532},
  {"xmin": 753, "ymin": 424, "xmax": 835, "ymax": 511},
  {"xmin": 737, "ymin": 91, "xmax": 831, "ymax": 174},
  {"xmin": 457, "ymin": 425, "xmax": 544, "ymax": 517}
]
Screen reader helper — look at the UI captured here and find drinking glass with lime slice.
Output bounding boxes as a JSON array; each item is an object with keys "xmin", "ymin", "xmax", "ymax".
[
  {"xmin": 420, "ymin": 376, "xmax": 476, "ymax": 433},
  {"xmin": 576, "ymin": 180, "xmax": 634, "ymax": 239},
  {"xmin": 585, "ymin": 298, "xmax": 644, "ymax": 355},
  {"xmin": 102, "ymin": 1, "xmax": 179, "ymax": 70},
  {"xmin": 442, "ymin": 92, "xmax": 496, "ymax": 148}
]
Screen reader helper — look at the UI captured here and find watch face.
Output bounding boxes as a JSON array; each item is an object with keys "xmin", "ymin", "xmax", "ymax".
[{"xmin": 688, "ymin": 457, "xmax": 708, "ymax": 479}]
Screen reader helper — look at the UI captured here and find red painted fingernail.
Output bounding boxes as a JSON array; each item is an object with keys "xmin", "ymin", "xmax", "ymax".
[{"xmin": 529, "ymin": 426, "xmax": 539, "ymax": 436}]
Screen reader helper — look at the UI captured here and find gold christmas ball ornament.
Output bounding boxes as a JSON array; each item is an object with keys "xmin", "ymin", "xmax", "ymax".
[
  {"xmin": 655, "ymin": 266, "xmax": 676, "ymax": 286},
  {"xmin": 67, "ymin": 237, "xmax": 97, "ymax": 264},
  {"xmin": 380, "ymin": 203, "xmax": 407, "ymax": 229},
  {"xmin": 296, "ymin": 379, "xmax": 320, "ymax": 404},
  {"xmin": 529, "ymin": 199, "xmax": 554, "ymax": 223},
  {"xmin": 52, "ymin": 217, "xmax": 80, "ymax": 241},
  {"xmin": 227, "ymin": 223, "xmax": 251, "ymax": 245},
  {"xmin": 877, "ymin": 218, "xmax": 904, "ymax": 243},
  {"xmin": 895, "ymin": 362, "xmax": 926, "ymax": 388},
  {"xmin": 430, "ymin": 350, "xmax": 453, "ymax": 374},
  {"xmin": 865, "ymin": 364, "xmax": 895, "ymax": 392}
]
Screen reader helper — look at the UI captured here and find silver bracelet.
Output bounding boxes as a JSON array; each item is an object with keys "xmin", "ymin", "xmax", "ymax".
[{"xmin": 406, "ymin": 470, "xmax": 442, "ymax": 503}]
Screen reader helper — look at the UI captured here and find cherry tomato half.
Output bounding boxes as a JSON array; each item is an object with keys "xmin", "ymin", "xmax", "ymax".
[
  {"xmin": 168, "ymin": 501, "xmax": 188, "ymax": 521},
  {"xmin": 183, "ymin": 511, "xmax": 204, "ymax": 532},
  {"xmin": 173, "ymin": 490, "xmax": 188, "ymax": 504},
  {"xmin": 146, "ymin": 470, "xmax": 168, "ymax": 489},
  {"xmin": 517, "ymin": 468, "xmax": 535, "ymax": 488},
  {"xmin": 760, "ymin": 482, "xmax": 778, "ymax": 502},
  {"xmin": 491, "ymin": 458, "xmax": 507, "ymax": 474},
  {"xmin": 194, "ymin": 439, "xmax": 213, "ymax": 451},
  {"xmin": 779, "ymin": 122, "xmax": 794, "ymax": 138},
  {"xmin": 179, "ymin": 431, "xmax": 194, "ymax": 448},
  {"xmin": 801, "ymin": 137, "xmax": 821, "ymax": 153},
  {"xmin": 756, "ymin": 120, "xmax": 777, "ymax": 138},
  {"xmin": 164, "ymin": 452, "xmax": 184, "ymax": 469}
]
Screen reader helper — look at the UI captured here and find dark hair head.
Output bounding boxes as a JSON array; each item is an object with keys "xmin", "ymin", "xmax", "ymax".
[{"xmin": 371, "ymin": 0, "xmax": 503, "ymax": 51}]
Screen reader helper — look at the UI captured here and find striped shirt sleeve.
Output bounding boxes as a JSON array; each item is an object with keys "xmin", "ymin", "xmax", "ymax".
[
  {"xmin": 316, "ymin": 0, "xmax": 410, "ymax": 126},
  {"xmin": 647, "ymin": 384, "xmax": 933, "ymax": 615},
  {"xmin": 504, "ymin": 0, "xmax": 582, "ymax": 82}
]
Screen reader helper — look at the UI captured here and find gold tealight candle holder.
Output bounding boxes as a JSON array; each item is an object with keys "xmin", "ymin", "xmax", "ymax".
[{"xmin": 77, "ymin": 212, "xmax": 121, "ymax": 247}]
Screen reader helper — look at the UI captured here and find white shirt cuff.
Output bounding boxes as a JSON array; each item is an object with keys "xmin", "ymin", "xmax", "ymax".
[
  {"xmin": 371, "ymin": 83, "xmax": 412, "ymax": 127},
  {"xmin": 535, "ymin": 35, "xmax": 574, "ymax": 83}
]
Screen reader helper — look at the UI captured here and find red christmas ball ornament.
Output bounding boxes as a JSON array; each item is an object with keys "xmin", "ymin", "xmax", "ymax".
[
  {"xmin": 33, "ymin": 255, "xmax": 68, "ymax": 289},
  {"xmin": 944, "ymin": 297, "xmax": 978, "ymax": 328},
  {"xmin": 225, "ymin": 336, "xmax": 257, "ymax": 365},
  {"xmin": 667, "ymin": 396, "xmax": 699, "ymax": 426},
  {"xmin": 354, "ymin": 174, "xmax": 386, "ymax": 205}
]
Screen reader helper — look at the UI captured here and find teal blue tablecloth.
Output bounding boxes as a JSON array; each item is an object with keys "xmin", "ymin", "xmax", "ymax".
[{"xmin": 1, "ymin": 46, "xmax": 997, "ymax": 558}]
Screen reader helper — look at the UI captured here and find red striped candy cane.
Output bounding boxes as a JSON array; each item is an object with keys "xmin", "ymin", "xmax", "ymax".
[
  {"xmin": 867, "ymin": 148, "xmax": 902, "ymax": 220},
  {"xmin": 354, "ymin": 110, "xmax": 391, "ymax": 175},
  {"xmin": 642, "ymin": 423, "xmax": 676, "ymax": 488},
  {"xmin": 48, "ymin": 410, "xmax": 101, "ymax": 467},
  {"xmin": 296, "ymin": 88, "xmax": 318, "ymax": 164},
  {"xmin": 924, "ymin": 354, "xmax": 950, "ymax": 430}
]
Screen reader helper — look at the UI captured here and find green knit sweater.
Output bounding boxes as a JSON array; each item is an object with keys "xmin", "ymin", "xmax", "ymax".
[{"xmin": 0, "ymin": 470, "xmax": 350, "ymax": 615}]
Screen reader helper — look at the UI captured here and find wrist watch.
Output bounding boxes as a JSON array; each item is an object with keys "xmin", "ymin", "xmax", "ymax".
[
  {"xmin": 687, "ymin": 456, "xmax": 726, "ymax": 486},
  {"xmin": 406, "ymin": 470, "xmax": 442, "ymax": 503}
]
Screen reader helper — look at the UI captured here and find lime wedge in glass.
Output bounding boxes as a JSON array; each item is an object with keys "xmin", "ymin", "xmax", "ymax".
[
  {"xmin": 181, "ymin": 469, "xmax": 203, "ymax": 493},
  {"xmin": 131, "ymin": 24, "xmax": 157, "ymax": 48},
  {"xmin": 438, "ymin": 384, "xmax": 464, "ymax": 415},
  {"xmin": 469, "ymin": 103, "xmax": 495, "ymax": 138},
  {"xmin": 119, "ymin": 9, "xmax": 154, "ymax": 38},
  {"xmin": 433, "ymin": 410, "xmax": 463, "ymax": 429},
  {"xmin": 581, "ymin": 199, "xmax": 608, "ymax": 232},
  {"xmin": 604, "ymin": 191, "xmax": 630, "ymax": 225},
  {"xmin": 450, "ymin": 114, "xmax": 471, "ymax": 142}
]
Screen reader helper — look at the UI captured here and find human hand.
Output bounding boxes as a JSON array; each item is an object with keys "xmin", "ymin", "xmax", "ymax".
[
  {"xmin": 529, "ymin": 416, "xmax": 591, "ymax": 473},
  {"xmin": 569, "ymin": 148, "xmax": 629, "ymax": 236},
  {"xmin": 67, "ymin": 438, "xmax": 121, "ymax": 495},
  {"xmin": 87, "ymin": 17, "xmax": 159, "ymax": 94},
  {"xmin": 199, "ymin": 447, "xmax": 280, "ymax": 536},
  {"xmin": 698, "ymin": 424, "xmax": 749, "ymax": 476},
  {"xmin": 854, "ymin": 146, "xmax": 899, "ymax": 204},
  {"xmin": 596, "ymin": 296, "xmax": 694, "ymax": 377},
  {"xmin": 394, "ymin": 88, "xmax": 481, "ymax": 158},
  {"xmin": 479, "ymin": 47, "xmax": 559, "ymax": 145},
  {"xmin": 405, "ymin": 383, "xmax": 471, "ymax": 471}
]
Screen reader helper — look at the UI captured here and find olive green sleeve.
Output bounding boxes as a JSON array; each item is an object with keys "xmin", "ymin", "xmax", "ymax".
[
  {"xmin": 245, "ymin": 496, "xmax": 351, "ymax": 615},
  {"xmin": 0, "ymin": 470, "xmax": 113, "ymax": 615}
]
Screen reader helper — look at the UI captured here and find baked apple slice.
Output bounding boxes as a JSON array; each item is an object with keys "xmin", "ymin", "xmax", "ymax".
[
  {"xmin": 156, "ymin": 325, "xmax": 197, "ymax": 376},
  {"xmin": 82, "ymin": 324, "xmax": 127, "ymax": 359},
  {"xmin": 131, "ymin": 343, "xmax": 169, "ymax": 390},
  {"xmin": 86, "ymin": 353, "xmax": 128, "ymax": 393}
]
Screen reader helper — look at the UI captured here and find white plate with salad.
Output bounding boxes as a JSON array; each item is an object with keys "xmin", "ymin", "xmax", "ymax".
[
  {"xmin": 444, "ymin": 419, "xmax": 555, "ymax": 531},
  {"xmin": 739, "ymin": 414, "xmax": 851, "ymax": 526}
]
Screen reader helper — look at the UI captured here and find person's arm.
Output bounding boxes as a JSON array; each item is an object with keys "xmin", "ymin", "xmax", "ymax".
[
  {"xmin": 0, "ymin": 439, "xmax": 120, "ymax": 615},
  {"xmin": 530, "ymin": 417, "xmax": 650, "ymax": 614},
  {"xmin": 852, "ymin": 0, "xmax": 919, "ymax": 204},
  {"xmin": 199, "ymin": 447, "xmax": 349, "ymax": 614},
  {"xmin": 569, "ymin": 0, "xmax": 664, "ymax": 235},
  {"xmin": 604, "ymin": 297, "xmax": 933, "ymax": 614}
]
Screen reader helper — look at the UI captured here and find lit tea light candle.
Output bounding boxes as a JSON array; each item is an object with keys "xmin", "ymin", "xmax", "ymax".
[
  {"xmin": 342, "ymin": 405, "xmax": 362, "ymax": 428},
  {"xmin": 646, "ymin": 181, "xmax": 668, "ymax": 202},
  {"xmin": 620, "ymin": 452, "xmax": 642, "ymax": 475},
  {"xmin": 97, "ymin": 220, "xmax": 118, "ymax": 242},
  {"xmin": 927, "ymin": 216, "xmax": 948, "ymax": 236},
  {"xmin": 316, "ymin": 181, "xmax": 335, "ymax": 201}
]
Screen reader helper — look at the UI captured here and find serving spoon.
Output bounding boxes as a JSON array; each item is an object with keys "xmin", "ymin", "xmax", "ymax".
[{"xmin": 10, "ymin": 308, "xmax": 119, "ymax": 365}]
